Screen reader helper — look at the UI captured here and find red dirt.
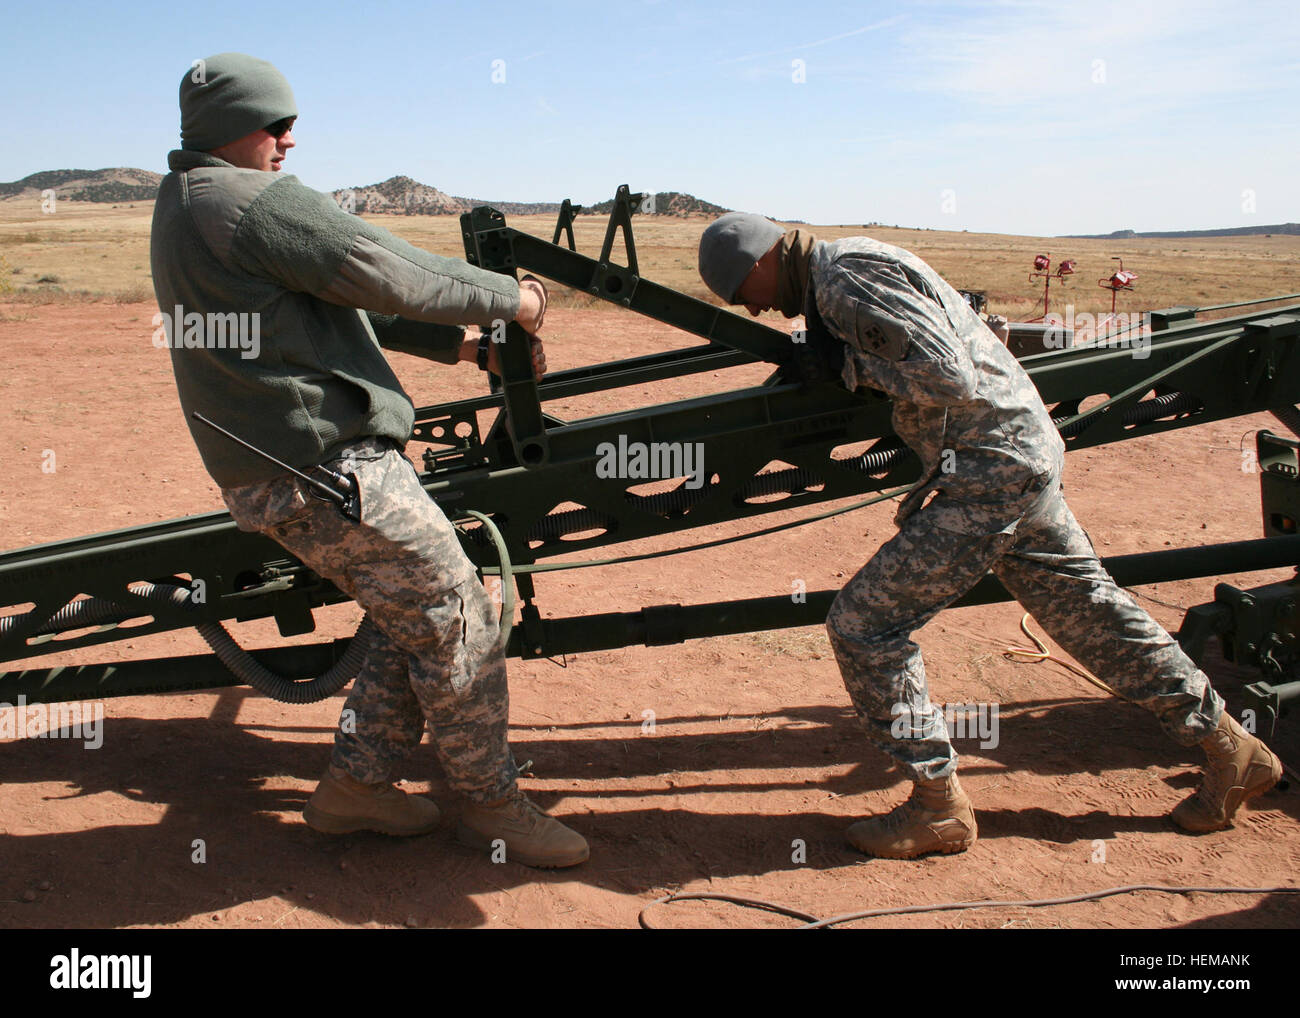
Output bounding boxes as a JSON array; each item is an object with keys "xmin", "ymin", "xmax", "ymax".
[{"xmin": 0, "ymin": 300, "xmax": 1296, "ymax": 929}]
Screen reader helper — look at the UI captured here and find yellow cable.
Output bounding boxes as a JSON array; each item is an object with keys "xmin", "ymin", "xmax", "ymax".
[{"xmin": 1003, "ymin": 612, "xmax": 1122, "ymax": 698}]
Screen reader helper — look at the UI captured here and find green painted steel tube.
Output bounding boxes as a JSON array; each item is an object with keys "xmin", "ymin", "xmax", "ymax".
[
  {"xmin": 505, "ymin": 535, "xmax": 1300, "ymax": 657},
  {"xmin": 7, "ymin": 536, "xmax": 1297, "ymax": 703}
]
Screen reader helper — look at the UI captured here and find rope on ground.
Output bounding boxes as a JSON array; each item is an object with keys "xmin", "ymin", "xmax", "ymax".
[
  {"xmin": 1002, "ymin": 612, "xmax": 1121, "ymax": 697},
  {"xmin": 638, "ymin": 884, "xmax": 1300, "ymax": 930}
]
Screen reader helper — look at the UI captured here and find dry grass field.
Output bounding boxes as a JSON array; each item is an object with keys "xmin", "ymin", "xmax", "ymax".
[{"xmin": 2, "ymin": 198, "xmax": 1298, "ymax": 322}]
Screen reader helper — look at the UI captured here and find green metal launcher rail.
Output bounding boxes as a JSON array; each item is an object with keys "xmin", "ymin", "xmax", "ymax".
[{"xmin": 3, "ymin": 186, "xmax": 1300, "ymax": 729}]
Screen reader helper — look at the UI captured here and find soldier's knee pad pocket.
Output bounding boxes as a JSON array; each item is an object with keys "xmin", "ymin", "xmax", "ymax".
[{"xmin": 445, "ymin": 578, "xmax": 502, "ymax": 695}]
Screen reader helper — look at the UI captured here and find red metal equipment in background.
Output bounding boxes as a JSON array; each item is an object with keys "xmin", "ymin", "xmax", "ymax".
[
  {"xmin": 1099, "ymin": 256, "xmax": 1138, "ymax": 317},
  {"xmin": 1025, "ymin": 252, "xmax": 1076, "ymax": 322},
  {"xmin": 1095, "ymin": 257, "xmax": 1140, "ymax": 339}
]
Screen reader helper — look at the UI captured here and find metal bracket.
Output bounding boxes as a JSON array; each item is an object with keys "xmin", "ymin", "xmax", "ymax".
[
  {"xmin": 1149, "ymin": 305, "xmax": 1199, "ymax": 331},
  {"xmin": 1258, "ymin": 430, "xmax": 1300, "ymax": 536},
  {"xmin": 596, "ymin": 184, "xmax": 644, "ymax": 278},
  {"xmin": 1243, "ymin": 678, "xmax": 1300, "ymax": 737},
  {"xmin": 552, "ymin": 198, "xmax": 582, "ymax": 251}
]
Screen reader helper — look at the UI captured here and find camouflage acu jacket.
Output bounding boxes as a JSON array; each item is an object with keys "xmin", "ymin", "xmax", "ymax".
[{"xmin": 806, "ymin": 238, "xmax": 1065, "ymax": 525}]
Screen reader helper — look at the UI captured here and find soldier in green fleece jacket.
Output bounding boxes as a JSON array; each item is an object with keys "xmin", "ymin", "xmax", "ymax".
[{"xmin": 151, "ymin": 52, "xmax": 587, "ymax": 868}]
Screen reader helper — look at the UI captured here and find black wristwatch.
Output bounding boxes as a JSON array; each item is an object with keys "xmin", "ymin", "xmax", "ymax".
[{"xmin": 476, "ymin": 333, "xmax": 491, "ymax": 371}]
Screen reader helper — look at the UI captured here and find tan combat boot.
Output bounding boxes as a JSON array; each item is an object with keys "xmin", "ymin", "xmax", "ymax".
[
  {"xmin": 457, "ymin": 790, "xmax": 589, "ymax": 868},
  {"xmin": 303, "ymin": 765, "xmax": 441, "ymax": 836},
  {"xmin": 846, "ymin": 772, "xmax": 977, "ymax": 859},
  {"xmin": 1171, "ymin": 713, "xmax": 1282, "ymax": 833}
]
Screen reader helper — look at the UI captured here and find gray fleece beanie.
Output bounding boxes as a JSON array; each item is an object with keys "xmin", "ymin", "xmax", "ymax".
[
  {"xmin": 698, "ymin": 212, "xmax": 785, "ymax": 303},
  {"xmin": 179, "ymin": 52, "xmax": 298, "ymax": 151}
]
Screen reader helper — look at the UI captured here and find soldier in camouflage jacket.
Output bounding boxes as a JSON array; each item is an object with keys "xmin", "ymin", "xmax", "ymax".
[{"xmin": 698, "ymin": 213, "xmax": 1281, "ymax": 859}]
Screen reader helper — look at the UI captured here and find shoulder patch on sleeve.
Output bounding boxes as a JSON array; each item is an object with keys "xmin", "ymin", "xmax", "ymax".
[{"xmin": 851, "ymin": 297, "xmax": 912, "ymax": 361}]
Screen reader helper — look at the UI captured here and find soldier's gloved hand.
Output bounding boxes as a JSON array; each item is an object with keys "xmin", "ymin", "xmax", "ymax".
[{"xmin": 515, "ymin": 274, "xmax": 548, "ymax": 335}]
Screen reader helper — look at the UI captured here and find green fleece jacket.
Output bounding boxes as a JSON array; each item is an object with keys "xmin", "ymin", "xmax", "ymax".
[{"xmin": 150, "ymin": 149, "xmax": 520, "ymax": 486}]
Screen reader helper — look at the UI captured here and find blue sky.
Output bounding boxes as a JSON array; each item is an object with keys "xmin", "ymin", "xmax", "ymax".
[{"xmin": 2, "ymin": 0, "xmax": 1297, "ymax": 235}]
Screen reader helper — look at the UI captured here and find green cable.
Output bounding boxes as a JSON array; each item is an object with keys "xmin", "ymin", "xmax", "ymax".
[
  {"xmin": 459, "ymin": 509, "xmax": 516, "ymax": 653},
  {"xmin": 478, "ymin": 482, "xmax": 917, "ymax": 577}
]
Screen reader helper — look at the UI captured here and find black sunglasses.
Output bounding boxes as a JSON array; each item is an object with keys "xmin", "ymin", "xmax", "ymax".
[{"xmin": 264, "ymin": 117, "xmax": 296, "ymax": 139}]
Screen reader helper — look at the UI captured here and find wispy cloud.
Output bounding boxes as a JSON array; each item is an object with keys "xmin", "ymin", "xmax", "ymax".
[{"xmin": 717, "ymin": 16, "xmax": 907, "ymax": 65}]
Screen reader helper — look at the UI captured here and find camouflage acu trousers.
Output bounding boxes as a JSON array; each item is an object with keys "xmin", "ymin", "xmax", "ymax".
[
  {"xmin": 826, "ymin": 469, "xmax": 1224, "ymax": 782},
  {"xmin": 221, "ymin": 439, "xmax": 518, "ymax": 802}
]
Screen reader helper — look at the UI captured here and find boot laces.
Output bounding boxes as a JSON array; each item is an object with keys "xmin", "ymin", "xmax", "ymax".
[
  {"xmin": 496, "ymin": 790, "xmax": 545, "ymax": 828},
  {"xmin": 878, "ymin": 796, "xmax": 926, "ymax": 833},
  {"xmin": 1193, "ymin": 758, "xmax": 1233, "ymax": 808}
]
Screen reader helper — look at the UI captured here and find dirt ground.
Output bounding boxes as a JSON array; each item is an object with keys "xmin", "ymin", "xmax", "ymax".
[{"xmin": 0, "ymin": 299, "xmax": 1297, "ymax": 930}]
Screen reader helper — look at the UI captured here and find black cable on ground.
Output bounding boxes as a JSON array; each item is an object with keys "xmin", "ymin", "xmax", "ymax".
[{"xmin": 639, "ymin": 884, "xmax": 1300, "ymax": 930}]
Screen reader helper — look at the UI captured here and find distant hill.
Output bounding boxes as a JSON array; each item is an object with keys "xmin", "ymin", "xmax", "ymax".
[
  {"xmin": 583, "ymin": 191, "xmax": 730, "ymax": 218},
  {"xmin": 1066, "ymin": 223, "xmax": 1300, "ymax": 239},
  {"xmin": 3, "ymin": 170, "xmax": 1293, "ymax": 239},
  {"xmin": 331, "ymin": 175, "xmax": 563, "ymax": 216},
  {"xmin": 2, "ymin": 170, "xmax": 730, "ymax": 218},
  {"xmin": 0, "ymin": 167, "xmax": 162, "ymax": 203},
  {"xmin": 332, "ymin": 180, "xmax": 733, "ymax": 219}
]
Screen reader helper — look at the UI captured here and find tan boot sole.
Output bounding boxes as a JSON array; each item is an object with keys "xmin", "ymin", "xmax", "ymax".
[
  {"xmin": 846, "ymin": 816, "xmax": 977, "ymax": 859},
  {"xmin": 303, "ymin": 803, "xmax": 439, "ymax": 837},
  {"xmin": 455, "ymin": 821, "xmax": 589, "ymax": 868},
  {"xmin": 848, "ymin": 839, "xmax": 975, "ymax": 860}
]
